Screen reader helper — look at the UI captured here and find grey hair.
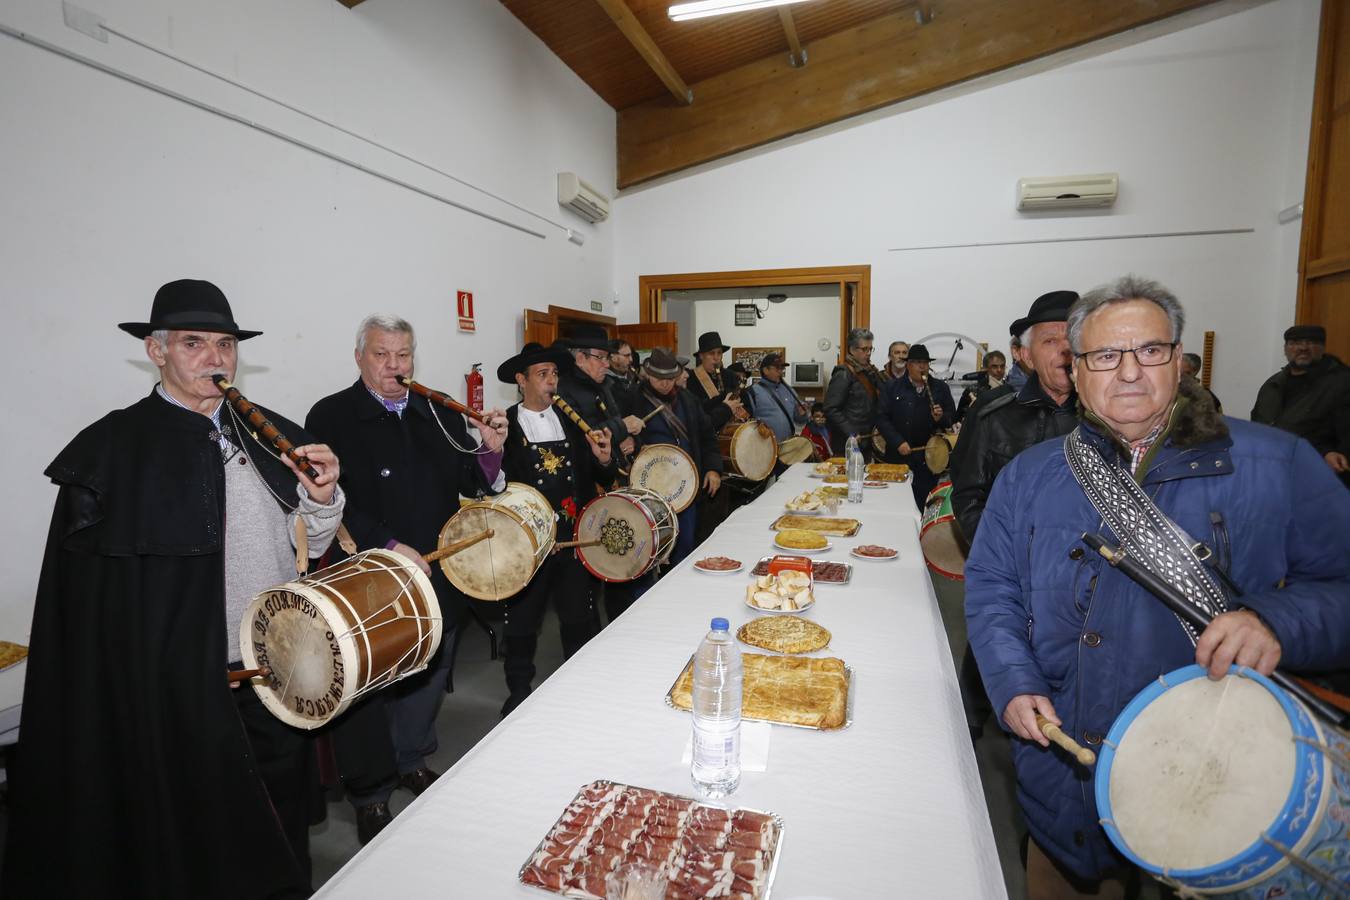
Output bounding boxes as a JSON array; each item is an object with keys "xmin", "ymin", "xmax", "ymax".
[
  {"xmin": 847, "ymin": 328, "xmax": 874, "ymax": 350},
  {"xmin": 1182, "ymin": 352, "xmax": 1203, "ymax": 373},
  {"xmin": 888, "ymin": 340, "xmax": 909, "ymax": 353},
  {"xmin": 356, "ymin": 314, "xmax": 416, "ymax": 353},
  {"xmin": 150, "ymin": 328, "xmax": 169, "ymax": 349},
  {"xmin": 1068, "ymin": 275, "xmax": 1184, "ymax": 355}
]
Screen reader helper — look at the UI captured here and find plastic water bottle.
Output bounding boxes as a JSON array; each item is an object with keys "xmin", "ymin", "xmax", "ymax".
[
  {"xmin": 845, "ymin": 434, "xmax": 865, "ymax": 504},
  {"xmin": 691, "ymin": 617, "xmax": 742, "ymax": 799}
]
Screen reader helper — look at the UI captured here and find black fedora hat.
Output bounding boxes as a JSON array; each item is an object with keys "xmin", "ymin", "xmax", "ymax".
[
  {"xmin": 1009, "ymin": 290, "xmax": 1078, "ymax": 337},
  {"xmin": 119, "ymin": 279, "xmax": 262, "ymax": 340},
  {"xmin": 566, "ymin": 324, "xmax": 611, "ymax": 352},
  {"xmin": 696, "ymin": 331, "xmax": 731, "ymax": 355},
  {"xmin": 1284, "ymin": 324, "xmax": 1326, "ymax": 343},
  {"xmin": 907, "ymin": 343, "xmax": 933, "ymax": 363},
  {"xmin": 497, "ymin": 342, "xmax": 575, "ymax": 384},
  {"xmin": 643, "ymin": 347, "xmax": 682, "ymax": 379}
]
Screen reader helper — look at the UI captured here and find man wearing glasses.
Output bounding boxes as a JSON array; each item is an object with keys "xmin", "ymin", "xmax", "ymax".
[
  {"xmin": 556, "ymin": 324, "xmax": 645, "ymax": 462},
  {"xmin": 1251, "ymin": 324, "xmax": 1350, "ymax": 487},
  {"xmin": 965, "ymin": 276, "xmax": 1350, "ymax": 898}
]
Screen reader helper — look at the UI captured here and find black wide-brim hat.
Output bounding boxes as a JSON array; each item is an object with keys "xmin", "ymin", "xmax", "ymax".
[
  {"xmin": 907, "ymin": 343, "xmax": 933, "ymax": 362},
  {"xmin": 1009, "ymin": 290, "xmax": 1078, "ymax": 337},
  {"xmin": 696, "ymin": 331, "xmax": 731, "ymax": 355},
  {"xmin": 119, "ymin": 279, "xmax": 262, "ymax": 340},
  {"xmin": 567, "ymin": 323, "xmax": 612, "ymax": 352},
  {"xmin": 497, "ymin": 342, "xmax": 574, "ymax": 384}
]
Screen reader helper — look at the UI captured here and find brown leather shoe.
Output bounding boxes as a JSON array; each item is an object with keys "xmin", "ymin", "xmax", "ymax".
[
  {"xmin": 398, "ymin": 768, "xmax": 439, "ymax": 796},
  {"xmin": 355, "ymin": 801, "xmax": 393, "ymax": 845}
]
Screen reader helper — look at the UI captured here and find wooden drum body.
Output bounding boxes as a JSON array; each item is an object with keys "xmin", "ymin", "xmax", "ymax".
[
  {"xmin": 438, "ymin": 482, "xmax": 556, "ymax": 601},
  {"xmin": 1097, "ymin": 665, "xmax": 1350, "ymax": 897},
  {"xmin": 920, "ymin": 479, "xmax": 967, "ymax": 581},
  {"xmin": 924, "ymin": 430, "xmax": 959, "ymax": 474},
  {"xmin": 240, "ymin": 549, "xmax": 441, "ymax": 730},
  {"xmin": 629, "ymin": 443, "xmax": 700, "ymax": 513},
  {"xmin": 575, "ymin": 488, "xmax": 679, "ymax": 582},
  {"xmin": 718, "ymin": 420, "xmax": 778, "ymax": 482}
]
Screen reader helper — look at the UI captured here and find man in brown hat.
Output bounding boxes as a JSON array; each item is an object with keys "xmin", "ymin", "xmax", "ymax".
[
  {"xmin": 6, "ymin": 279, "xmax": 345, "ymax": 898},
  {"xmin": 1252, "ymin": 324, "xmax": 1350, "ymax": 486}
]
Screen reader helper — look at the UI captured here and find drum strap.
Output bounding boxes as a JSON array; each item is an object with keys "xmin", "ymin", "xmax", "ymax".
[
  {"xmin": 294, "ymin": 516, "xmax": 309, "ymax": 575},
  {"xmin": 1064, "ymin": 427, "xmax": 1229, "ymax": 645},
  {"xmin": 336, "ymin": 523, "xmax": 358, "ymax": 556},
  {"xmin": 693, "ymin": 365, "xmax": 720, "ymax": 401}
]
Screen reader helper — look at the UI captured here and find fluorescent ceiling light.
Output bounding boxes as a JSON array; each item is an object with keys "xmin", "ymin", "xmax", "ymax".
[{"xmin": 669, "ymin": 0, "xmax": 815, "ymax": 23}]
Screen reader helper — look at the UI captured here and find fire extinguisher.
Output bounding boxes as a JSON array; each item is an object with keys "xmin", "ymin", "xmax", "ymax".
[{"xmin": 465, "ymin": 363, "xmax": 484, "ymax": 414}]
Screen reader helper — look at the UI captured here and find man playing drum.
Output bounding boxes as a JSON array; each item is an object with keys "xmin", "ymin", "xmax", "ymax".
[
  {"xmin": 876, "ymin": 343, "xmax": 956, "ymax": 504},
  {"xmin": 306, "ymin": 314, "xmax": 509, "ymax": 841},
  {"xmin": 965, "ymin": 276, "xmax": 1350, "ymax": 899},
  {"xmin": 497, "ymin": 342, "xmax": 617, "ymax": 716},
  {"xmin": 6, "ymin": 280, "xmax": 345, "ymax": 898}
]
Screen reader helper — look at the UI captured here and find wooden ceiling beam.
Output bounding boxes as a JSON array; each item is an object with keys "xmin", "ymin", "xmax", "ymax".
[
  {"xmin": 594, "ymin": 0, "xmax": 694, "ymax": 105},
  {"xmin": 617, "ymin": 0, "xmax": 1222, "ymax": 187},
  {"xmin": 777, "ymin": 8, "xmax": 807, "ymax": 68}
]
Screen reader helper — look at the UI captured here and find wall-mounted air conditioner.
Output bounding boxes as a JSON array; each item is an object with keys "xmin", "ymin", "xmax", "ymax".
[
  {"xmin": 557, "ymin": 172, "xmax": 611, "ymax": 223},
  {"xmin": 1016, "ymin": 173, "xmax": 1118, "ymax": 211}
]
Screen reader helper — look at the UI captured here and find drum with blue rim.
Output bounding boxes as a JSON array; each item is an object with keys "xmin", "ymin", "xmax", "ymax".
[{"xmin": 1096, "ymin": 664, "xmax": 1349, "ymax": 897}]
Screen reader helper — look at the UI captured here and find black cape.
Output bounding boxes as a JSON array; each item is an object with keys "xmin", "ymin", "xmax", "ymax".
[{"xmin": 3, "ymin": 390, "xmax": 314, "ymax": 899}]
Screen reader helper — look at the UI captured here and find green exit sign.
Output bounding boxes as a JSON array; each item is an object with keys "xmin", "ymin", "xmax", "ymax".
[{"xmin": 590, "ymin": 300, "xmax": 603, "ymax": 312}]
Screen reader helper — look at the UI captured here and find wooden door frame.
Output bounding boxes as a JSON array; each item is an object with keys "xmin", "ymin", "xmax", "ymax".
[{"xmin": 638, "ymin": 265, "xmax": 871, "ymax": 363}]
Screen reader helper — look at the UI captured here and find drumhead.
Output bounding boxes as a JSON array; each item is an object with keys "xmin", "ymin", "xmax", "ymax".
[
  {"xmin": 925, "ymin": 432, "xmax": 956, "ymax": 473},
  {"xmin": 726, "ymin": 422, "xmax": 778, "ymax": 482},
  {"xmin": 575, "ymin": 491, "xmax": 664, "ymax": 581},
  {"xmin": 1104, "ymin": 671, "xmax": 1296, "ymax": 872},
  {"xmin": 777, "ymin": 435, "xmax": 814, "ymax": 465},
  {"xmin": 631, "ymin": 444, "xmax": 699, "ymax": 513}
]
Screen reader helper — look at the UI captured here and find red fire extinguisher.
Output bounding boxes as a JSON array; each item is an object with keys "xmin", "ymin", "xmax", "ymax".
[{"xmin": 466, "ymin": 363, "xmax": 484, "ymax": 414}]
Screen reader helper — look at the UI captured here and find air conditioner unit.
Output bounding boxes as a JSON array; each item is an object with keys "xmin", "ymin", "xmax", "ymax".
[
  {"xmin": 1016, "ymin": 173, "xmax": 1118, "ymax": 211},
  {"xmin": 557, "ymin": 172, "xmax": 611, "ymax": 223}
]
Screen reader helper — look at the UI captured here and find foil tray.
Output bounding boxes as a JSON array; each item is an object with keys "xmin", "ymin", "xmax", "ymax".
[
  {"xmin": 517, "ymin": 779, "xmax": 785, "ymax": 900},
  {"xmin": 767, "ymin": 514, "xmax": 862, "ymax": 537},
  {"xmin": 748, "ymin": 557, "xmax": 852, "ymax": 586},
  {"xmin": 664, "ymin": 655, "xmax": 855, "ymax": 732}
]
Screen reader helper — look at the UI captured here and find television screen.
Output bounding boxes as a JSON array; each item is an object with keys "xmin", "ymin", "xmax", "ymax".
[{"xmin": 791, "ymin": 362, "xmax": 823, "ymax": 387}]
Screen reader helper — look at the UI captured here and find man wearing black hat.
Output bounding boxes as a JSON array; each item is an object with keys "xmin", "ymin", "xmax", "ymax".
[
  {"xmin": 1252, "ymin": 324, "xmax": 1350, "ymax": 487},
  {"xmin": 7, "ymin": 280, "xmax": 345, "ymax": 898},
  {"xmin": 688, "ymin": 332, "xmax": 746, "ymax": 542},
  {"xmin": 558, "ymin": 324, "xmax": 644, "ymax": 469},
  {"xmin": 877, "ymin": 343, "xmax": 956, "ymax": 504},
  {"xmin": 947, "ymin": 290, "xmax": 1079, "ymax": 742},
  {"xmin": 305, "ymin": 313, "xmax": 510, "ymax": 841},
  {"xmin": 497, "ymin": 343, "xmax": 617, "ymax": 715}
]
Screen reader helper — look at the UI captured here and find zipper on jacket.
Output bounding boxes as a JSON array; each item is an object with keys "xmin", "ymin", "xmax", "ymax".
[{"xmin": 1025, "ymin": 525, "xmax": 1036, "ymax": 642}]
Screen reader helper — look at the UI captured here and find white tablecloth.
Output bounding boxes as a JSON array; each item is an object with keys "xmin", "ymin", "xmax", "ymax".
[{"xmin": 317, "ymin": 468, "xmax": 1006, "ymax": 899}]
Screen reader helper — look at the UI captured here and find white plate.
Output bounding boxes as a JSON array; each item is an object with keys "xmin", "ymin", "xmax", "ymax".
[
  {"xmin": 850, "ymin": 546, "xmax": 899, "ymax": 561},
  {"xmin": 693, "ymin": 559, "xmax": 744, "ymax": 575},
  {"xmin": 862, "ymin": 481, "xmax": 889, "ymax": 489},
  {"xmin": 745, "ymin": 593, "xmax": 816, "ymax": 615},
  {"xmin": 774, "ymin": 537, "xmax": 832, "ymax": 554},
  {"xmin": 784, "ymin": 504, "xmax": 824, "ymax": 514}
]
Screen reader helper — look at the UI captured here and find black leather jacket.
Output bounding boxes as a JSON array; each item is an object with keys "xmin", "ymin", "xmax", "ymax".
[{"xmin": 949, "ymin": 374, "xmax": 1077, "ymax": 542}]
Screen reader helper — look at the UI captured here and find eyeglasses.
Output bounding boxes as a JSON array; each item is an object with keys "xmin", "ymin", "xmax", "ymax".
[
  {"xmin": 1075, "ymin": 342, "xmax": 1177, "ymax": 372},
  {"xmin": 580, "ymin": 350, "xmax": 608, "ymax": 361}
]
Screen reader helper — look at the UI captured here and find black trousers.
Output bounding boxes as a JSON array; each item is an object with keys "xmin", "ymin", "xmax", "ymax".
[{"xmin": 502, "ymin": 551, "xmax": 598, "ymax": 692}]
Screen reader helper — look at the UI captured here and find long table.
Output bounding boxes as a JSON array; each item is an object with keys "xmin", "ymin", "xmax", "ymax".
[{"xmin": 316, "ymin": 467, "xmax": 1006, "ymax": 898}]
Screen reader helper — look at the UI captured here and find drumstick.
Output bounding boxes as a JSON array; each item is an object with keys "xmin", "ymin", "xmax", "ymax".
[
  {"xmin": 424, "ymin": 528, "xmax": 495, "ymax": 563},
  {"xmin": 398, "ymin": 376, "xmax": 489, "ymax": 424},
  {"xmin": 552, "ymin": 539, "xmax": 603, "ymax": 551},
  {"xmin": 641, "ymin": 403, "xmax": 665, "ymax": 423},
  {"xmin": 1036, "ymin": 714, "xmax": 1096, "ymax": 766},
  {"xmin": 228, "ymin": 666, "xmax": 271, "ymax": 684}
]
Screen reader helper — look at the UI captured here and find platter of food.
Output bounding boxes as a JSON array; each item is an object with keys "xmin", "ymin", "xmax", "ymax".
[
  {"xmin": 744, "ymin": 570, "xmax": 815, "ymax": 613},
  {"xmin": 770, "ymin": 514, "xmax": 862, "ymax": 537},
  {"xmin": 692, "ymin": 556, "xmax": 743, "ymax": 575},
  {"xmin": 865, "ymin": 463, "xmax": 910, "ymax": 483},
  {"xmin": 667, "ymin": 653, "xmax": 853, "ymax": 730},
  {"xmin": 737, "ymin": 616, "xmax": 831, "ymax": 654},
  {"xmin": 0, "ymin": 640, "xmax": 28, "ymax": 672},
  {"xmin": 773, "ymin": 530, "xmax": 831, "ymax": 553},
  {"xmin": 851, "ymin": 544, "xmax": 899, "ymax": 561},
  {"xmin": 862, "ymin": 480, "xmax": 889, "ymax": 489},
  {"xmin": 750, "ymin": 557, "xmax": 851, "ymax": 585},
  {"xmin": 518, "ymin": 779, "xmax": 783, "ymax": 900},
  {"xmin": 784, "ymin": 490, "xmax": 824, "ymax": 513}
]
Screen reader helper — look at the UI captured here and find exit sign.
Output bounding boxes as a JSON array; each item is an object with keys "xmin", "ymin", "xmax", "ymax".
[{"xmin": 590, "ymin": 300, "xmax": 603, "ymax": 312}]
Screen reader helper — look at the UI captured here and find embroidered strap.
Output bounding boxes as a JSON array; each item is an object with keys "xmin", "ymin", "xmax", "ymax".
[
  {"xmin": 1064, "ymin": 427, "xmax": 1229, "ymax": 645},
  {"xmin": 693, "ymin": 365, "xmax": 720, "ymax": 401}
]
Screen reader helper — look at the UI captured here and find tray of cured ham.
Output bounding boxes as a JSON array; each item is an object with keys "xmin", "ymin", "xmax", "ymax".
[
  {"xmin": 518, "ymin": 779, "xmax": 783, "ymax": 899},
  {"xmin": 749, "ymin": 557, "xmax": 851, "ymax": 585}
]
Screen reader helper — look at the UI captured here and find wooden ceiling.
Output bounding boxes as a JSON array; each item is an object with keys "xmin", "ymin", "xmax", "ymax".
[{"xmin": 339, "ymin": 0, "xmax": 1227, "ymax": 187}]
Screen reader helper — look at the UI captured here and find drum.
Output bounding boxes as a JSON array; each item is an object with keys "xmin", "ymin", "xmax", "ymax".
[
  {"xmin": 240, "ymin": 549, "xmax": 441, "ymax": 730},
  {"xmin": 776, "ymin": 435, "xmax": 815, "ymax": 466},
  {"xmin": 1097, "ymin": 665, "xmax": 1350, "ymax": 897},
  {"xmin": 629, "ymin": 443, "xmax": 700, "ymax": 513},
  {"xmin": 718, "ymin": 420, "xmax": 778, "ymax": 481},
  {"xmin": 919, "ymin": 479, "xmax": 967, "ymax": 581},
  {"xmin": 438, "ymin": 482, "xmax": 556, "ymax": 601},
  {"xmin": 574, "ymin": 488, "xmax": 679, "ymax": 582},
  {"xmin": 924, "ymin": 430, "xmax": 959, "ymax": 473}
]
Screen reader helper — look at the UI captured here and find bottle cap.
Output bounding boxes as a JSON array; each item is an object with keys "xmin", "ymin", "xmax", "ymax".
[{"xmin": 711, "ymin": 617, "xmax": 729, "ymax": 631}]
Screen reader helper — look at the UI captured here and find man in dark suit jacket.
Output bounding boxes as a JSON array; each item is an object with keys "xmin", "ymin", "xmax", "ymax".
[{"xmin": 306, "ymin": 314, "xmax": 508, "ymax": 842}]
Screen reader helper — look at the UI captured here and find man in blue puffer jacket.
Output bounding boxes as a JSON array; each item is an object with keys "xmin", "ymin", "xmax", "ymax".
[{"xmin": 966, "ymin": 275, "xmax": 1350, "ymax": 898}]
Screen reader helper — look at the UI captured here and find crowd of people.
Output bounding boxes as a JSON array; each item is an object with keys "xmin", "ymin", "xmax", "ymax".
[{"xmin": 4, "ymin": 275, "xmax": 1348, "ymax": 900}]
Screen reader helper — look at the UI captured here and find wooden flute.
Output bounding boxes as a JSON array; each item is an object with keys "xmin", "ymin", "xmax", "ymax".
[
  {"xmin": 552, "ymin": 395, "xmax": 602, "ymax": 442},
  {"xmin": 212, "ymin": 376, "xmax": 321, "ymax": 481},
  {"xmin": 398, "ymin": 375, "xmax": 488, "ymax": 424}
]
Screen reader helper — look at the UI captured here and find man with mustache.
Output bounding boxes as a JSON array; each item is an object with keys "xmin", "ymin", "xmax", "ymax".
[{"xmin": 1251, "ymin": 324, "xmax": 1350, "ymax": 487}]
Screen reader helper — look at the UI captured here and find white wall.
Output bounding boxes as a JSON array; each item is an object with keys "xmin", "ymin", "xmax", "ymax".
[
  {"xmin": 615, "ymin": 0, "xmax": 1320, "ymax": 416},
  {"xmin": 0, "ymin": 0, "xmax": 615, "ymax": 635},
  {"xmin": 667, "ymin": 286, "xmax": 839, "ymax": 367}
]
